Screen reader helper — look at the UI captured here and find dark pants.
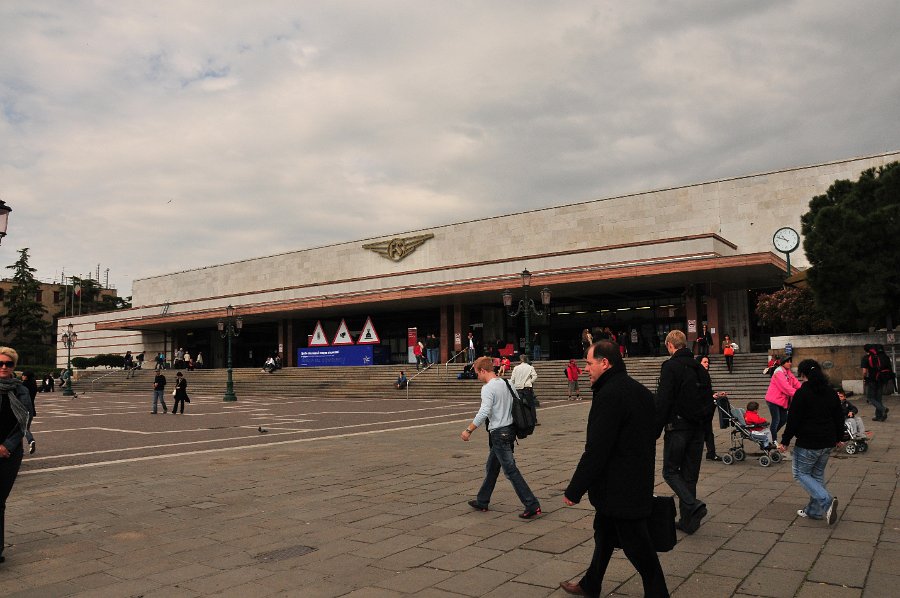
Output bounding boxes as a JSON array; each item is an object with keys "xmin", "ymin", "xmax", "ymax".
[
  {"xmin": 704, "ymin": 416, "xmax": 717, "ymax": 458},
  {"xmin": 579, "ymin": 511, "xmax": 669, "ymax": 597},
  {"xmin": 662, "ymin": 427, "xmax": 705, "ymax": 520},
  {"xmin": 725, "ymin": 355, "xmax": 734, "ymax": 373},
  {"xmin": 866, "ymin": 380, "xmax": 886, "ymax": 418},
  {"xmin": 0, "ymin": 445, "xmax": 24, "ymax": 558},
  {"xmin": 173, "ymin": 396, "xmax": 186, "ymax": 413}
]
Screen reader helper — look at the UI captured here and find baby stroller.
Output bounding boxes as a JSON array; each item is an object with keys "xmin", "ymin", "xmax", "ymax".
[
  {"xmin": 716, "ymin": 396, "xmax": 783, "ymax": 467},
  {"xmin": 841, "ymin": 419, "xmax": 871, "ymax": 455}
]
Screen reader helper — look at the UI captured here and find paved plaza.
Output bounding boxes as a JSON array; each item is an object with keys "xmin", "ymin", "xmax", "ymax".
[{"xmin": 3, "ymin": 387, "xmax": 898, "ymax": 596}]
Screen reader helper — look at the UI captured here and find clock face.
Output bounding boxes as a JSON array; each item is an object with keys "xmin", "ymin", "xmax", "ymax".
[{"xmin": 773, "ymin": 227, "xmax": 800, "ymax": 253}]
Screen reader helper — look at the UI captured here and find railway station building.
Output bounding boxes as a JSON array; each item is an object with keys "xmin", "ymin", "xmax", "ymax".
[{"xmin": 58, "ymin": 151, "xmax": 900, "ymax": 369}]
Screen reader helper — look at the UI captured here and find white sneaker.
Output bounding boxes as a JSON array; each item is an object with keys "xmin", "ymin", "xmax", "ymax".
[
  {"xmin": 827, "ymin": 498, "xmax": 838, "ymax": 525},
  {"xmin": 797, "ymin": 509, "xmax": 808, "ymax": 518}
]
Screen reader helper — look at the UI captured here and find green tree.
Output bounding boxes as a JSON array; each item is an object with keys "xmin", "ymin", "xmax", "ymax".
[
  {"xmin": 2, "ymin": 248, "xmax": 50, "ymax": 363},
  {"xmin": 755, "ymin": 286, "xmax": 832, "ymax": 335},
  {"xmin": 801, "ymin": 162, "xmax": 900, "ymax": 329}
]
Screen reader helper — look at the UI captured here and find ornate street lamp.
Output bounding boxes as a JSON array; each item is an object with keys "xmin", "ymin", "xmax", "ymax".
[
  {"xmin": 60, "ymin": 323, "xmax": 77, "ymax": 397},
  {"xmin": 217, "ymin": 305, "xmax": 243, "ymax": 402},
  {"xmin": 502, "ymin": 269, "xmax": 551, "ymax": 359},
  {"xmin": 0, "ymin": 199, "xmax": 11, "ymax": 245}
]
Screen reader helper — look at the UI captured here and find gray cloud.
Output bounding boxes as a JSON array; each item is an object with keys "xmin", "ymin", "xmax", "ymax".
[{"xmin": 0, "ymin": 1, "xmax": 898, "ymax": 292}]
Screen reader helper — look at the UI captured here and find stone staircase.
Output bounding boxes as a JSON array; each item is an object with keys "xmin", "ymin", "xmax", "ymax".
[{"xmin": 74, "ymin": 353, "xmax": 771, "ymax": 404}]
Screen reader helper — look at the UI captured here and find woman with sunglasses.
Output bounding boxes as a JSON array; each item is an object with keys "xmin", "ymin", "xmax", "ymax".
[{"xmin": 0, "ymin": 347, "xmax": 33, "ymax": 564}]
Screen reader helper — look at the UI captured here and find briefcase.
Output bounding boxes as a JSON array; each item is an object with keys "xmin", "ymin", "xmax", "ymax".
[{"xmin": 611, "ymin": 495, "xmax": 677, "ymax": 553}]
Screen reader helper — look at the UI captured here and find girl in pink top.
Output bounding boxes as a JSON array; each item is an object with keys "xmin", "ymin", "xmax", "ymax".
[{"xmin": 764, "ymin": 356, "xmax": 802, "ymax": 436}]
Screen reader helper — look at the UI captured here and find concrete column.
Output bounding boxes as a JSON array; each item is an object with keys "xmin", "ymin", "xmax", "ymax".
[
  {"xmin": 685, "ymin": 286, "xmax": 699, "ymax": 345},
  {"xmin": 453, "ymin": 302, "xmax": 464, "ymax": 356},
  {"xmin": 440, "ymin": 305, "xmax": 449, "ymax": 363},
  {"xmin": 286, "ymin": 320, "xmax": 294, "ymax": 367},
  {"xmin": 706, "ymin": 285, "xmax": 721, "ymax": 354}
]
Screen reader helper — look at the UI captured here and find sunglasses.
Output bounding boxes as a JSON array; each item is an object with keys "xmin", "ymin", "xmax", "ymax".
[{"xmin": 0, "ymin": 361, "xmax": 15, "ymax": 368}]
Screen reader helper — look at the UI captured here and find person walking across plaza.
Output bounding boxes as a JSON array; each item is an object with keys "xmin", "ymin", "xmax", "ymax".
[
  {"xmin": 151, "ymin": 370, "xmax": 168, "ymax": 414},
  {"xmin": 461, "ymin": 356, "xmax": 541, "ymax": 519},
  {"xmin": 0, "ymin": 347, "xmax": 34, "ymax": 565},
  {"xmin": 778, "ymin": 359, "xmax": 844, "ymax": 524},
  {"xmin": 765, "ymin": 355, "xmax": 801, "ymax": 439},
  {"xmin": 510, "ymin": 354, "xmax": 539, "ymax": 424},
  {"xmin": 560, "ymin": 341, "xmax": 669, "ymax": 597},
  {"xmin": 172, "ymin": 372, "xmax": 189, "ymax": 414},
  {"xmin": 862, "ymin": 345, "xmax": 889, "ymax": 421},
  {"xmin": 656, "ymin": 329, "xmax": 712, "ymax": 534},
  {"xmin": 566, "ymin": 359, "xmax": 584, "ymax": 400}
]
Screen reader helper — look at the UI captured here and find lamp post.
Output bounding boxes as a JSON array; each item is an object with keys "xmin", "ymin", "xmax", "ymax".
[
  {"xmin": 0, "ymin": 199, "xmax": 12, "ymax": 244},
  {"xmin": 217, "ymin": 305, "xmax": 242, "ymax": 402},
  {"xmin": 60, "ymin": 323, "xmax": 77, "ymax": 397},
  {"xmin": 502, "ymin": 269, "xmax": 551, "ymax": 359}
]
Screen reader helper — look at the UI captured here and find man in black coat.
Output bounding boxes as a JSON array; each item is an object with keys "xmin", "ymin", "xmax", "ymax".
[
  {"xmin": 656, "ymin": 329, "xmax": 709, "ymax": 534},
  {"xmin": 560, "ymin": 341, "xmax": 668, "ymax": 598}
]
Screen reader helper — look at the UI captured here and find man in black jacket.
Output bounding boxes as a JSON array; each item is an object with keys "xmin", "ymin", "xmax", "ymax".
[
  {"xmin": 560, "ymin": 341, "xmax": 668, "ymax": 598},
  {"xmin": 656, "ymin": 329, "xmax": 709, "ymax": 535}
]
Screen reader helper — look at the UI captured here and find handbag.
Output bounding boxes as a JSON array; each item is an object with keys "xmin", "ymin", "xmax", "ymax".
[
  {"xmin": 611, "ymin": 495, "xmax": 677, "ymax": 552},
  {"xmin": 172, "ymin": 389, "xmax": 176, "ymax": 396}
]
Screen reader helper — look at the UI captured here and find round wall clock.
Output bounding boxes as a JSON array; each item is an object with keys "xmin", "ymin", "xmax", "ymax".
[{"xmin": 773, "ymin": 227, "xmax": 800, "ymax": 253}]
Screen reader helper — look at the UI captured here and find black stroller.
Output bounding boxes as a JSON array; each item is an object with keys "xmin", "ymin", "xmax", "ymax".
[{"xmin": 716, "ymin": 396, "xmax": 783, "ymax": 467}]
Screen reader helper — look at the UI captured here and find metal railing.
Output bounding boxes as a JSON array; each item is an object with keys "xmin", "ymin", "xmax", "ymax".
[
  {"xmin": 89, "ymin": 369, "xmax": 125, "ymax": 393},
  {"xmin": 443, "ymin": 349, "xmax": 468, "ymax": 379},
  {"xmin": 405, "ymin": 360, "xmax": 438, "ymax": 399}
]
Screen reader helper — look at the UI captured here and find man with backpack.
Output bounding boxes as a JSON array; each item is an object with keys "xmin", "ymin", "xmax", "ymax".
[
  {"xmin": 861, "ymin": 345, "xmax": 889, "ymax": 421},
  {"xmin": 461, "ymin": 356, "xmax": 541, "ymax": 520},
  {"xmin": 656, "ymin": 329, "xmax": 713, "ymax": 535}
]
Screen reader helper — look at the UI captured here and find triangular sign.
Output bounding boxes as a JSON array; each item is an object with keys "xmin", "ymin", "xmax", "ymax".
[
  {"xmin": 356, "ymin": 316, "xmax": 381, "ymax": 344},
  {"xmin": 309, "ymin": 321, "xmax": 329, "ymax": 347},
  {"xmin": 332, "ymin": 319, "xmax": 355, "ymax": 345}
]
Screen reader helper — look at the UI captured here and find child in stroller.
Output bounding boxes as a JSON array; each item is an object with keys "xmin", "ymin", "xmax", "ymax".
[
  {"xmin": 838, "ymin": 389, "xmax": 871, "ymax": 454},
  {"xmin": 716, "ymin": 396, "xmax": 783, "ymax": 467}
]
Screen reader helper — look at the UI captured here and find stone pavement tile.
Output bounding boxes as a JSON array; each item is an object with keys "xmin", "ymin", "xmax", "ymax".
[
  {"xmin": 512, "ymin": 556, "xmax": 590, "ymax": 588},
  {"xmin": 419, "ymin": 533, "xmax": 480, "ymax": 553},
  {"xmin": 823, "ymin": 538, "xmax": 876, "ymax": 561},
  {"xmin": 696, "ymin": 521, "xmax": 742, "ymax": 538},
  {"xmin": 613, "ymin": 573, "xmax": 685, "ymax": 596},
  {"xmin": 351, "ymin": 534, "xmax": 429, "ymax": 559},
  {"xmin": 672, "ymin": 531, "xmax": 730, "ymax": 555},
  {"xmin": 738, "ymin": 566, "xmax": 806, "ymax": 597},
  {"xmin": 847, "ymin": 498, "xmax": 890, "ymax": 509},
  {"xmin": 374, "ymin": 566, "xmax": 455, "ymax": 593},
  {"xmin": 347, "ymin": 526, "xmax": 406, "ymax": 544},
  {"xmin": 255, "ymin": 566, "xmax": 330, "ymax": 593},
  {"xmin": 481, "ymin": 580, "xmax": 554, "ymax": 597},
  {"xmin": 710, "ymin": 507, "xmax": 759, "ymax": 525},
  {"xmin": 376, "ymin": 546, "xmax": 446, "ymax": 569},
  {"xmin": 555, "ymin": 542, "xmax": 593, "ymax": 567},
  {"xmin": 672, "ymin": 572, "xmax": 741, "ymax": 598},
  {"xmin": 428, "ymin": 546, "xmax": 505, "ymax": 571},
  {"xmin": 350, "ymin": 512, "xmax": 410, "ymax": 530},
  {"xmin": 744, "ymin": 517, "xmax": 793, "ymax": 534},
  {"xmin": 878, "ymin": 518, "xmax": 900, "ymax": 544},
  {"xmin": 843, "ymin": 506, "xmax": 887, "ymax": 524},
  {"xmin": 862, "ymin": 571, "xmax": 900, "ymax": 597},
  {"xmin": 102, "ymin": 556, "xmax": 184, "ymax": 580},
  {"xmin": 414, "ymin": 588, "xmax": 469, "ymax": 597},
  {"xmin": 830, "ymin": 521, "xmax": 883, "ymax": 543},
  {"xmin": 474, "ymin": 530, "xmax": 540, "ymax": 551},
  {"xmin": 522, "ymin": 528, "xmax": 593, "ymax": 554},
  {"xmin": 482, "ymin": 547, "xmax": 549, "ymax": 575},
  {"xmin": 759, "ymin": 541, "xmax": 821, "ymax": 571},
  {"xmin": 781, "ymin": 523, "xmax": 834, "ymax": 544},
  {"xmin": 179, "ymin": 566, "xmax": 273, "ymax": 594},
  {"xmin": 722, "ymin": 530, "xmax": 779, "ymax": 554},
  {"xmin": 147, "ymin": 562, "xmax": 221, "ymax": 585},
  {"xmin": 795, "ymin": 582, "xmax": 862, "ymax": 598},
  {"xmin": 656, "ymin": 549, "xmax": 707, "ymax": 579},
  {"xmin": 697, "ymin": 548, "xmax": 762, "ymax": 577},
  {"xmin": 138, "ymin": 586, "xmax": 202, "ymax": 598},
  {"xmin": 62, "ymin": 577, "xmax": 163, "ymax": 598},
  {"xmin": 340, "ymin": 588, "xmax": 404, "ymax": 598},
  {"xmin": 434, "ymin": 565, "xmax": 516, "ymax": 596},
  {"xmin": 807, "ymin": 554, "xmax": 869, "ymax": 588},
  {"xmin": 208, "ymin": 578, "xmax": 284, "ymax": 598},
  {"xmin": 869, "ymin": 545, "xmax": 900, "ymax": 574}
]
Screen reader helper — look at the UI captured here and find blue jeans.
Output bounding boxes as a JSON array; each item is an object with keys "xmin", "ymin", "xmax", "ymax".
[
  {"xmin": 767, "ymin": 402, "xmax": 788, "ymax": 439},
  {"xmin": 866, "ymin": 380, "xmax": 886, "ymax": 418},
  {"xmin": 792, "ymin": 446, "xmax": 833, "ymax": 518},
  {"xmin": 467, "ymin": 347, "xmax": 476, "ymax": 363},
  {"xmin": 475, "ymin": 426, "xmax": 540, "ymax": 511},
  {"xmin": 152, "ymin": 389, "xmax": 167, "ymax": 413},
  {"xmin": 428, "ymin": 348, "xmax": 439, "ymax": 365}
]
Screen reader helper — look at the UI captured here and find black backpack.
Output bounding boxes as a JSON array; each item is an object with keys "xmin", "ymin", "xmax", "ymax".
[
  {"xmin": 502, "ymin": 379, "xmax": 537, "ymax": 439},
  {"xmin": 672, "ymin": 358, "xmax": 715, "ymax": 424}
]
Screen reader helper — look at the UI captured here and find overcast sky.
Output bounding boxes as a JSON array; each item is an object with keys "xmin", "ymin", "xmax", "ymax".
[{"xmin": 1, "ymin": 1, "xmax": 898, "ymax": 295}]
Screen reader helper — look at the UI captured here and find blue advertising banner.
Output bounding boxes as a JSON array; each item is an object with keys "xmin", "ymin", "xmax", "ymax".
[{"xmin": 297, "ymin": 345, "xmax": 390, "ymax": 367}]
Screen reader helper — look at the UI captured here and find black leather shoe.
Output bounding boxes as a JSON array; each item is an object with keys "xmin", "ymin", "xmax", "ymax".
[
  {"xmin": 467, "ymin": 500, "xmax": 488, "ymax": 512},
  {"xmin": 706, "ymin": 455, "xmax": 721, "ymax": 461},
  {"xmin": 682, "ymin": 503, "xmax": 707, "ymax": 534}
]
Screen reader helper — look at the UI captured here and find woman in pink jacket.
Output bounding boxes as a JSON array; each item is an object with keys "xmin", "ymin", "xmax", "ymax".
[{"xmin": 765, "ymin": 355, "xmax": 801, "ymax": 437}]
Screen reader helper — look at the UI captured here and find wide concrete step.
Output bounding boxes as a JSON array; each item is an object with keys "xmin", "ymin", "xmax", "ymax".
[{"xmin": 73, "ymin": 354, "xmax": 772, "ymax": 403}]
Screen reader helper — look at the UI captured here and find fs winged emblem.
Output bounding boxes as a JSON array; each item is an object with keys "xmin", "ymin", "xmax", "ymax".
[{"xmin": 363, "ymin": 233, "xmax": 434, "ymax": 262}]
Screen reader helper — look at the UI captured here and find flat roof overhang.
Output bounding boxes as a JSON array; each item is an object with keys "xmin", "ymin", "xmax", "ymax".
[{"xmin": 97, "ymin": 251, "xmax": 790, "ymax": 332}]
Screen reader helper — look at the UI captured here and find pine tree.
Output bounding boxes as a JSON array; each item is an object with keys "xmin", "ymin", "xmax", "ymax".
[{"xmin": 2, "ymin": 248, "xmax": 50, "ymax": 363}]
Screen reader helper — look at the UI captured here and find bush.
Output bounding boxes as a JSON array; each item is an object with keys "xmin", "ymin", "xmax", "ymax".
[{"xmin": 68, "ymin": 353, "xmax": 126, "ymax": 369}]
